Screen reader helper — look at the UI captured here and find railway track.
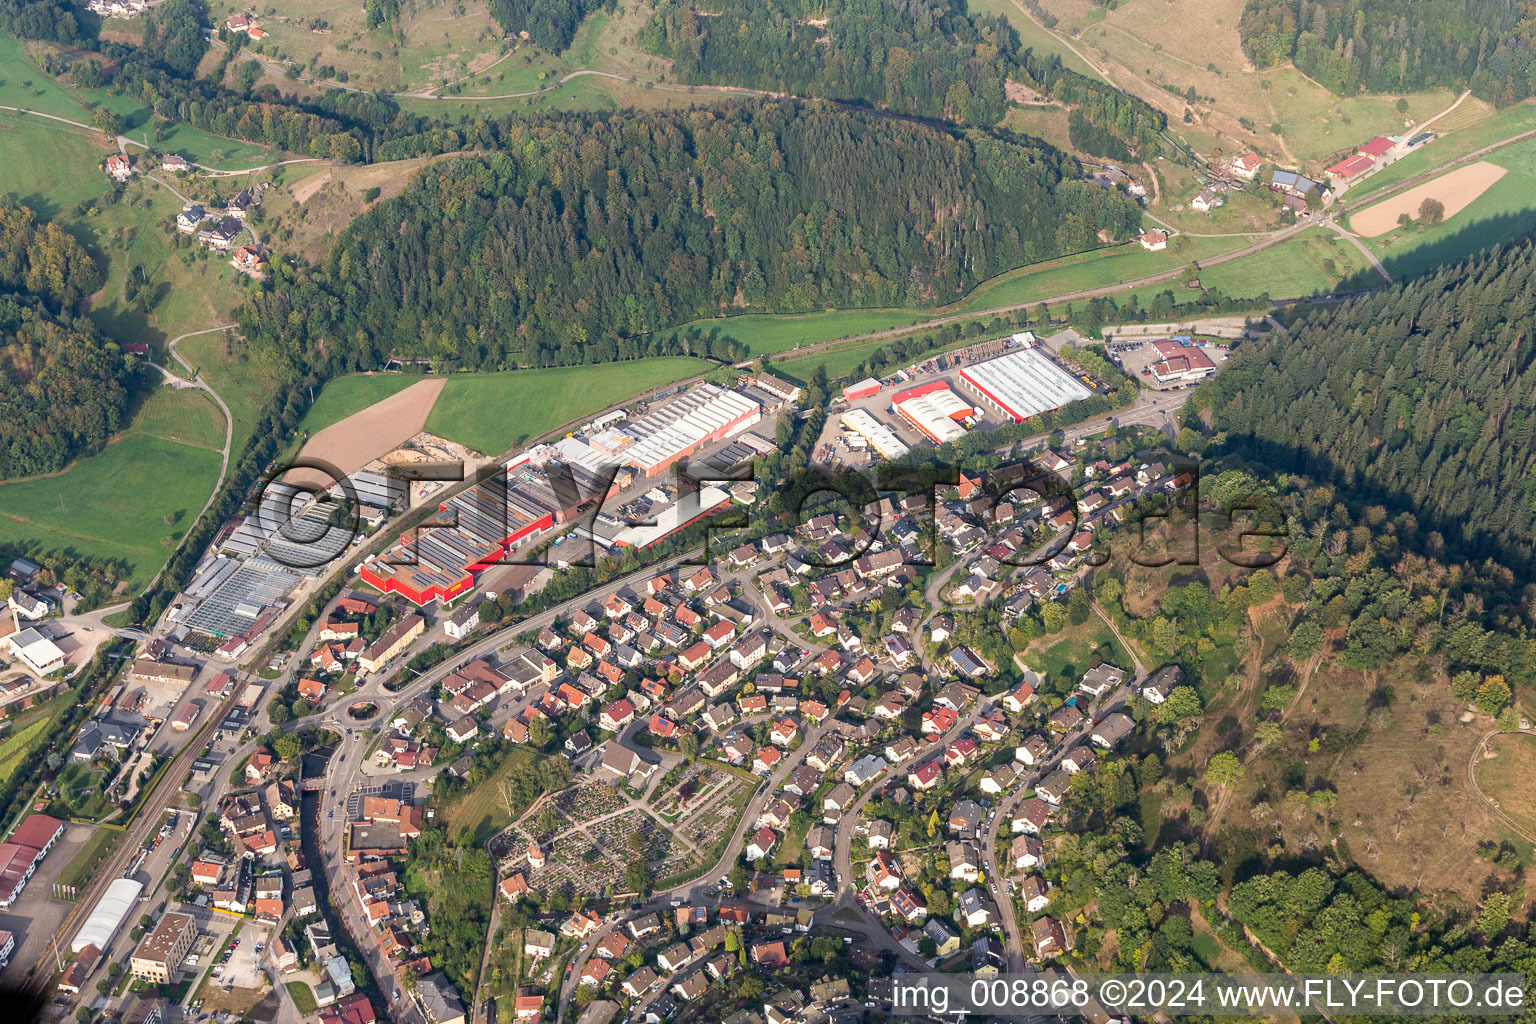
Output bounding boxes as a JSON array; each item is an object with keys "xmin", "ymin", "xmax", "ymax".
[{"xmin": 18, "ymin": 683, "xmax": 247, "ymax": 1005}]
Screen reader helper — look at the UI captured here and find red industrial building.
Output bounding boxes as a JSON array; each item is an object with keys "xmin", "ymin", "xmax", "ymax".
[
  {"xmin": 0, "ymin": 813, "xmax": 64, "ymax": 908},
  {"xmin": 889, "ymin": 381, "xmax": 974, "ymax": 444},
  {"xmin": 359, "ymin": 471, "xmax": 556, "ymax": 606}
]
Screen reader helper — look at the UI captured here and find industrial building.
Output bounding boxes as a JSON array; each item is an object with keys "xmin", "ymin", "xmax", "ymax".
[
  {"xmin": 129, "ymin": 911, "xmax": 197, "ymax": 983},
  {"xmin": 890, "ymin": 382, "xmax": 974, "ymax": 444},
  {"xmin": 220, "ymin": 481, "xmax": 351, "ymax": 567},
  {"xmin": 360, "ymin": 386, "xmax": 759, "ymax": 605},
  {"xmin": 617, "ymin": 384, "xmax": 762, "ymax": 477},
  {"xmin": 842, "ymin": 378, "xmax": 882, "ymax": 402},
  {"xmin": 333, "ymin": 469, "xmax": 409, "ymax": 511},
  {"xmin": 0, "ymin": 813, "xmax": 64, "ymax": 908},
  {"xmin": 5, "ymin": 626, "xmax": 64, "ymax": 675},
  {"xmin": 73, "ymin": 877, "xmax": 143, "ymax": 954},
  {"xmin": 958, "ymin": 348, "xmax": 1092, "ymax": 424},
  {"xmin": 1148, "ymin": 340, "xmax": 1217, "ymax": 383},
  {"xmin": 179, "ymin": 555, "xmax": 302, "ymax": 641},
  {"xmin": 839, "ymin": 409, "xmax": 909, "ymax": 460},
  {"xmin": 358, "ymin": 470, "xmax": 557, "ymax": 606}
]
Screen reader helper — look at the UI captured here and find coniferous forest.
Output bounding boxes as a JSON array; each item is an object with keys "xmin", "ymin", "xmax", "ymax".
[
  {"xmin": 242, "ymin": 103, "xmax": 1142, "ymax": 371},
  {"xmin": 1239, "ymin": 0, "xmax": 1536, "ymax": 103},
  {"xmin": 485, "ymin": 0, "xmax": 607, "ymax": 53},
  {"xmin": 639, "ymin": 0, "xmax": 1166, "ymax": 148},
  {"xmin": 1202, "ymin": 242, "xmax": 1536, "ymax": 572}
]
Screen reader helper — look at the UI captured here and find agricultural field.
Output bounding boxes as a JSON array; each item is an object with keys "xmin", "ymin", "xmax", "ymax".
[
  {"xmin": 421, "ymin": 357, "xmax": 715, "ymax": 455},
  {"xmin": 1361, "ymin": 134, "xmax": 1536, "ymax": 281},
  {"xmin": 950, "ymin": 233, "xmax": 1252, "ymax": 313},
  {"xmin": 774, "ymin": 337, "xmax": 907, "ymax": 384},
  {"xmin": 658, "ymin": 308, "xmax": 928, "ymax": 360},
  {"xmin": 1349, "ymin": 162, "xmax": 1507, "ymax": 237},
  {"xmin": 200, "ymin": 0, "xmax": 505, "ymax": 95},
  {"xmin": 0, "ymin": 695, "xmax": 70, "ymax": 784},
  {"xmin": 0, "ymin": 387, "xmax": 225, "ymax": 589},
  {"xmin": 0, "ymin": 112, "xmax": 115, "ymax": 216},
  {"xmin": 0, "ymin": 32, "xmax": 91, "ymax": 119},
  {"xmin": 1339, "ymin": 100, "xmax": 1536, "ymax": 205},
  {"xmin": 1196, "ymin": 228, "xmax": 1373, "ymax": 298},
  {"xmin": 296, "ymin": 373, "xmax": 421, "ymax": 438}
]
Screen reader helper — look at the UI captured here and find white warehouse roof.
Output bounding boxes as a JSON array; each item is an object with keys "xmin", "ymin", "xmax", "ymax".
[
  {"xmin": 622, "ymin": 385, "xmax": 762, "ymax": 474},
  {"xmin": 839, "ymin": 409, "xmax": 909, "ymax": 460},
  {"xmin": 959, "ymin": 348, "xmax": 1091, "ymax": 424},
  {"xmin": 73, "ymin": 877, "xmax": 143, "ymax": 953},
  {"xmin": 891, "ymin": 385, "xmax": 972, "ymax": 444}
]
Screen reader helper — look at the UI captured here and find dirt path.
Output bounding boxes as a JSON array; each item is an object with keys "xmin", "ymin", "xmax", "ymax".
[
  {"xmin": 1326, "ymin": 220, "xmax": 1393, "ymax": 284},
  {"xmin": 1465, "ymin": 730, "xmax": 1536, "ymax": 845},
  {"xmin": 1412, "ymin": 89, "xmax": 1472, "ymax": 136}
]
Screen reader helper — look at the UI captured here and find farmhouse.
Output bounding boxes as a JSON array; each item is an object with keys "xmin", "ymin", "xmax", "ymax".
[
  {"xmin": 1229, "ymin": 152, "xmax": 1262, "ymax": 180},
  {"xmin": 1138, "ymin": 229, "xmax": 1168, "ymax": 251}
]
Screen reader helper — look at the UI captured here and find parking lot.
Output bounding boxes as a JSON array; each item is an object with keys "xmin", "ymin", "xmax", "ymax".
[
  {"xmin": 0, "ymin": 820, "xmax": 98, "ymax": 983},
  {"xmin": 1104, "ymin": 337, "xmax": 1228, "ymax": 390},
  {"xmin": 210, "ymin": 921, "xmax": 272, "ymax": 992}
]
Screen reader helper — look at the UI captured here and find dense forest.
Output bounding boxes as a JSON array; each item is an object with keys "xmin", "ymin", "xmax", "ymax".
[
  {"xmin": 485, "ymin": 0, "xmax": 607, "ymax": 53},
  {"xmin": 138, "ymin": 0, "xmax": 205, "ymax": 76},
  {"xmin": 242, "ymin": 103, "xmax": 1142, "ymax": 370},
  {"xmin": 0, "ymin": 198, "xmax": 132, "ymax": 480},
  {"xmin": 640, "ymin": 0, "xmax": 1166, "ymax": 146},
  {"xmin": 1201, "ymin": 242, "xmax": 1536, "ymax": 576},
  {"xmin": 0, "ymin": 198, "xmax": 100, "ymax": 310},
  {"xmin": 1239, "ymin": 0, "xmax": 1536, "ymax": 103},
  {"xmin": 0, "ymin": 298, "xmax": 135, "ymax": 479},
  {"xmin": 641, "ymin": 0, "xmax": 1017, "ymax": 125}
]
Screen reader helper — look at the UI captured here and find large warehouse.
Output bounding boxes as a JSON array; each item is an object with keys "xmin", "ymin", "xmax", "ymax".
[
  {"xmin": 359, "ymin": 468, "xmax": 557, "ymax": 606},
  {"xmin": 890, "ymin": 381, "xmax": 974, "ymax": 444},
  {"xmin": 840, "ymin": 409, "xmax": 909, "ymax": 460},
  {"xmin": 73, "ymin": 877, "xmax": 143, "ymax": 953},
  {"xmin": 621, "ymin": 385, "xmax": 762, "ymax": 477},
  {"xmin": 958, "ymin": 348, "xmax": 1092, "ymax": 424},
  {"xmin": 0, "ymin": 813, "xmax": 64, "ymax": 908}
]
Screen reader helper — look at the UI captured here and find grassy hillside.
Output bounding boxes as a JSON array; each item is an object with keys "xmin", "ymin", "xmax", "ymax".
[{"xmin": 0, "ymin": 388, "xmax": 224, "ymax": 588}]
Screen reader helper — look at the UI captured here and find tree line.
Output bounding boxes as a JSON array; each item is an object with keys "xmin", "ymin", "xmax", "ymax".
[{"xmin": 1239, "ymin": 0, "xmax": 1536, "ymax": 105}]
